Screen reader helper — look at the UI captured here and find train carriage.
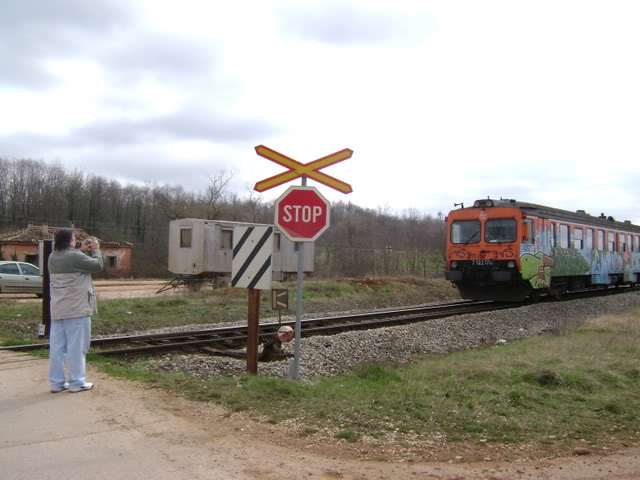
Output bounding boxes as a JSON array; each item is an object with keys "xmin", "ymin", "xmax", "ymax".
[{"xmin": 445, "ymin": 199, "xmax": 640, "ymax": 301}]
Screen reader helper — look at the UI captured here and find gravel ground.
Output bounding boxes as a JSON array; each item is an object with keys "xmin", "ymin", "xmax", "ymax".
[{"xmin": 148, "ymin": 291, "xmax": 640, "ymax": 379}]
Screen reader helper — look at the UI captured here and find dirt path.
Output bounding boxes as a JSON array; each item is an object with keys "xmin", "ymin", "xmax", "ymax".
[{"xmin": 4, "ymin": 352, "xmax": 637, "ymax": 480}]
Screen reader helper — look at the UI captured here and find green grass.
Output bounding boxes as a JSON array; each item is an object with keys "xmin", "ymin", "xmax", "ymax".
[
  {"xmin": 0, "ymin": 277, "xmax": 455, "ymax": 344},
  {"xmin": 4, "ymin": 278, "xmax": 638, "ymax": 455},
  {"xmin": 87, "ymin": 307, "xmax": 640, "ymax": 453}
]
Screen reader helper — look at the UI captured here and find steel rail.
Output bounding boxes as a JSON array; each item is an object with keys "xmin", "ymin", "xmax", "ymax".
[{"xmin": 1, "ymin": 286, "xmax": 630, "ymax": 358}]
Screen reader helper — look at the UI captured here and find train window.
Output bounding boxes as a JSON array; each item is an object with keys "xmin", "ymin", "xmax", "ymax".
[
  {"xmin": 550, "ymin": 223, "xmax": 557, "ymax": 248},
  {"xmin": 627, "ymin": 234, "xmax": 633, "ymax": 252},
  {"xmin": 274, "ymin": 233, "xmax": 281, "ymax": 251},
  {"xmin": 597, "ymin": 230, "xmax": 604, "ymax": 251},
  {"xmin": 221, "ymin": 229, "xmax": 233, "ymax": 249},
  {"xmin": 636, "ymin": 235, "xmax": 640, "ymax": 252},
  {"xmin": 451, "ymin": 220, "xmax": 480, "ymax": 244},
  {"xmin": 608, "ymin": 232, "xmax": 615, "ymax": 251},
  {"xmin": 573, "ymin": 227, "xmax": 583, "ymax": 249},
  {"xmin": 559, "ymin": 224, "xmax": 569, "ymax": 249},
  {"xmin": 586, "ymin": 228, "xmax": 594, "ymax": 249},
  {"xmin": 485, "ymin": 219, "xmax": 516, "ymax": 243},
  {"xmin": 180, "ymin": 228, "xmax": 192, "ymax": 248},
  {"xmin": 523, "ymin": 219, "xmax": 534, "ymax": 243},
  {"xmin": 619, "ymin": 233, "xmax": 626, "ymax": 252}
]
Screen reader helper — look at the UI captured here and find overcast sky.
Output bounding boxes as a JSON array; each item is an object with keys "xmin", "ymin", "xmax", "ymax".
[{"xmin": 2, "ymin": 0, "xmax": 639, "ymax": 223}]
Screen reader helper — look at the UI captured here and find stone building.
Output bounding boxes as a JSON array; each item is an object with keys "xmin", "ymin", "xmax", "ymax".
[{"xmin": 0, "ymin": 225, "xmax": 134, "ymax": 278}]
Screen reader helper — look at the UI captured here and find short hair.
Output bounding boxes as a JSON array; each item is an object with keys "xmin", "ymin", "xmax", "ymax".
[{"xmin": 54, "ymin": 229, "xmax": 74, "ymax": 251}]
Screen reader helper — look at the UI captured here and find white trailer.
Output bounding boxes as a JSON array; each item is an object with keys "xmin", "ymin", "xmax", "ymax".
[{"xmin": 167, "ymin": 218, "xmax": 314, "ymax": 285}]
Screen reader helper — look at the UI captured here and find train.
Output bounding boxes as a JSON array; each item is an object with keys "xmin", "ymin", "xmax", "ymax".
[
  {"xmin": 444, "ymin": 199, "xmax": 640, "ymax": 301},
  {"xmin": 167, "ymin": 218, "xmax": 314, "ymax": 286}
]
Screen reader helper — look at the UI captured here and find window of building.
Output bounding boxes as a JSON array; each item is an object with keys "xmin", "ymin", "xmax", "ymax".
[
  {"xmin": 273, "ymin": 233, "xmax": 281, "ymax": 251},
  {"xmin": 485, "ymin": 218, "xmax": 517, "ymax": 243},
  {"xmin": 559, "ymin": 224, "xmax": 569, "ymax": 249},
  {"xmin": 608, "ymin": 231, "xmax": 615, "ymax": 251},
  {"xmin": 573, "ymin": 227, "xmax": 584, "ymax": 249},
  {"xmin": 586, "ymin": 228, "xmax": 594, "ymax": 250},
  {"xmin": 180, "ymin": 228, "xmax": 192, "ymax": 248},
  {"xmin": 221, "ymin": 229, "xmax": 233, "ymax": 249},
  {"xmin": 106, "ymin": 256, "xmax": 118, "ymax": 269},
  {"xmin": 451, "ymin": 220, "xmax": 480, "ymax": 244},
  {"xmin": 25, "ymin": 254, "xmax": 38, "ymax": 266},
  {"xmin": 597, "ymin": 230, "xmax": 604, "ymax": 251}
]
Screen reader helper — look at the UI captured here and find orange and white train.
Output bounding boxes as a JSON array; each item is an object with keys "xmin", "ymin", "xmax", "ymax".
[{"xmin": 445, "ymin": 199, "xmax": 640, "ymax": 301}]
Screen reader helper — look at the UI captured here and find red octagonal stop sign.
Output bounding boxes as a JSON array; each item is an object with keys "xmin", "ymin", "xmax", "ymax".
[{"xmin": 275, "ymin": 186, "xmax": 331, "ymax": 242}]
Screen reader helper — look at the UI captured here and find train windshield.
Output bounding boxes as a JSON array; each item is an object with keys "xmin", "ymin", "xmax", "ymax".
[
  {"xmin": 485, "ymin": 218, "xmax": 517, "ymax": 243},
  {"xmin": 451, "ymin": 220, "xmax": 480, "ymax": 244}
]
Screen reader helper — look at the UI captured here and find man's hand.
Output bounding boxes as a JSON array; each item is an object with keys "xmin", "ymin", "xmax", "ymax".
[{"xmin": 82, "ymin": 237, "xmax": 100, "ymax": 253}]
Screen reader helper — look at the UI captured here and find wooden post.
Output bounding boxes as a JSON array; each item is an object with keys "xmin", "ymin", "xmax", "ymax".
[
  {"xmin": 41, "ymin": 240, "xmax": 53, "ymax": 338},
  {"xmin": 246, "ymin": 288, "xmax": 260, "ymax": 374}
]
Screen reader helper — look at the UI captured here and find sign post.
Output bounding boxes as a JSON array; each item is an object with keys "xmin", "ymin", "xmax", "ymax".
[
  {"xmin": 230, "ymin": 225, "xmax": 274, "ymax": 374},
  {"xmin": 254, "ymin": 145, "xmax": 352, "ymax": 380},
  {"xmin": 274, "ymin": 186, "xmax": 331, "ymax": 380}
]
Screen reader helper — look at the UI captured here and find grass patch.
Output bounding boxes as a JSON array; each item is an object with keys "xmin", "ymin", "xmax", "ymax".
[
  {"xmin": 0, "ymin": 277, "xmax": 457, "ymax": 345},
  {"xmin": 92, "ymin": 305, "xmax": 640, "ymax": 450},
  {"xmin": 4, "ymin": 280, "xmax": 639, "ymax": 454}
]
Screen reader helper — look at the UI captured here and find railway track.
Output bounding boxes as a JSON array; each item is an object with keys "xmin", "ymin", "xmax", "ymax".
[
  {"xmin": 1, "ymin": 286, "xmax": 628, "ymax": 360},
  {"xmin": 1, "ymin": 300, "xmax": 511, "ymax": 358}
]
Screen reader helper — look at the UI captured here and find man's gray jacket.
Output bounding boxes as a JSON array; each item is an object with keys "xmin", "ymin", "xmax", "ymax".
[{"xmin": 48, "ymin": 249, "xmax": 104, "ymax": 320}]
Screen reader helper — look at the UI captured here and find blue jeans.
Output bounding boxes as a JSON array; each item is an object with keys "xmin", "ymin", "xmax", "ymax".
[{"xmin": 48, "ymin": 316, "xmax": 91, "ymax": 389}]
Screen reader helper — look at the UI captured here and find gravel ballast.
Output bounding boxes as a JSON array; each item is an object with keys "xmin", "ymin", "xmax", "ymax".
[{"xmin": 149, "ymin": 291, "xmax": 640, "ymax": 379}]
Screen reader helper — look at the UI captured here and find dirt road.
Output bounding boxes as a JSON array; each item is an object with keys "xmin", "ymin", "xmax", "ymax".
[
  {"xmin": 2, "ymin": 350, "xmax": 639, "ymax": 480},
  {"xmin": 1, "ymin": 279, "xmax": 178, "ymax": 302}
]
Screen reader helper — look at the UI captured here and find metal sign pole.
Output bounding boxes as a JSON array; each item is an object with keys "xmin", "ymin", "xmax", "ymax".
[
  {"xmin": 247, "ymin": 288, "xmax": 260, "ymax": 375},
  {"xmin": 289, "ymin": 177, "xmax": 307, "ymax": 380}
]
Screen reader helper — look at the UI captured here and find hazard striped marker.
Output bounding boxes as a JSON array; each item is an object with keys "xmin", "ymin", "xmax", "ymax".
[{"xmin": 231, "ymin": 226, "xmax": 273, "ymax": 290}]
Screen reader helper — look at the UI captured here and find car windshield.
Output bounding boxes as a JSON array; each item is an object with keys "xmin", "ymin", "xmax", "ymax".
[
  {"xmin": 451, "ymin": 220, "xmax": 480, "ymax": 244},
  {"xmin": 485, "ymin": 218, "xmax": 517, "ymax": 243}
]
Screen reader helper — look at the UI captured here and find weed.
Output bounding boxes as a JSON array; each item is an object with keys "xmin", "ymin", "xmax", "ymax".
[{"xmin": 335, "ymin": 430, "xmax": 359, "ymax": 442}]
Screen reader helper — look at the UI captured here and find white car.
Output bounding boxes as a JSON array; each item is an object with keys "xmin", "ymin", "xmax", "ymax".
[{"xmin": 0, "ymin": 261, "xmax": 43, "ymax": 296}]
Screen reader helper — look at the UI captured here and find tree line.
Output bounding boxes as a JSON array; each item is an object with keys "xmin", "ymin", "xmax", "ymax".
[{"xmin": 0, "ymin": 158, "xmax": 446, "ymax": 278}]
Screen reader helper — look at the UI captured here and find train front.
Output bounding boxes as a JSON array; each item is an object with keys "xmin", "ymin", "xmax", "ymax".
[{"xmin": 445, "ymin": 199, "xmax": 531, "ymax": 301}]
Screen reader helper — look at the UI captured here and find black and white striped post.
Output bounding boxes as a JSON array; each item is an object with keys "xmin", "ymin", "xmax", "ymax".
[{"xmin": 231, "ymin": 226, "xmax": 274, "ymax": 374}]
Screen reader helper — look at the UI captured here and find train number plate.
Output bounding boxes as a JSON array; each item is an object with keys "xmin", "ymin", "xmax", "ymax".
[{"xmin": 472, "ymin": 260, "xmax": 494, "ymax": 266}]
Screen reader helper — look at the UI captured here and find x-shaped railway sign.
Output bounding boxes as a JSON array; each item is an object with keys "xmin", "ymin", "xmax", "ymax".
[{"xmin": 253, "ymin": 145, "xmax": 353, "ymax": 194}]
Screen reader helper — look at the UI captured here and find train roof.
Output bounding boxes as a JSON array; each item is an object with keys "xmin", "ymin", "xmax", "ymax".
[{"xmin": 453, "ymin": 199, "xmax": 640, "ymax": 233}]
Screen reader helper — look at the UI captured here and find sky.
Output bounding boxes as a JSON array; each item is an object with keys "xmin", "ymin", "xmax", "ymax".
[{"xmin": 1, "ymin": 0, "xmax": 639, "ymax": 224}]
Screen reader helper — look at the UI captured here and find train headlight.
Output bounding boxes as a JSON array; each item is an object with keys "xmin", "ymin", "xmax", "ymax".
[
  {"xmin": 451, "ymin": 261, "xmax": 458, "ymax": 269},
  {"xmin": 508, "ymin": 261, "xmax": 516, "ymax": 268}
]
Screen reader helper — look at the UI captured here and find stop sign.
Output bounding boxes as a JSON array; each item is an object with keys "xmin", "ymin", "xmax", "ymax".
[{"xmin": 275, "ymin": 186, "xmax": 330, "ymax": 242}]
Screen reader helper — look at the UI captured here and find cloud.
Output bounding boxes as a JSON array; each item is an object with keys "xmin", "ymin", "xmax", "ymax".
[
  {"xmin": 75, "ymin": 106, "xmax": 281, "ymax": 146},
  {"xmin": 0, "ymin": 105, "xmax": 280, "ymax": 152},
  {"xmin": 101, "ymin": 32, "xmax": 222, "ymax": 87},
  {"xmin": 275, "ymin": 1, "xmax": 436, "ymax": 46},
  {"xmin": 0, "ymin": 0, "xmax": 132, "ymax": 89}
]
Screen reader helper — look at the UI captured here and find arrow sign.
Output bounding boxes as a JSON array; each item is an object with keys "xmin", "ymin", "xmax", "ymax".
[
  {"xmin": 271, "ymin": 289, "xmax": 288, "ymax": 310},
  {"xmin": 254, "ymin": 145, "xmax": 353, "ymax": 194}
]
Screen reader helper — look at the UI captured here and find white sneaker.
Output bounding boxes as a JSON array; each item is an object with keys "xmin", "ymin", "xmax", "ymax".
[
  {"xmin": 69, "ymin": 382, "xmax": 94, "ymax": 393},
  {"xmin": 50, "ymin": 383, "xmax": 69, "ymax": 393}
]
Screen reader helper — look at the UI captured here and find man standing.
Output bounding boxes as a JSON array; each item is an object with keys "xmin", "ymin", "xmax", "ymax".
[{"xmin": 48, "ymin": 229, "xmax": 103, "ymax": 393}]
